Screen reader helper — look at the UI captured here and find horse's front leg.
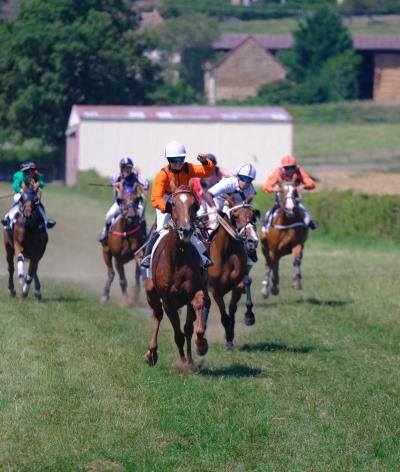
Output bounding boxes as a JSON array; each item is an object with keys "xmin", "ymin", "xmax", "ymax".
[
  {"xmin": 115, "ymin": 258, "xmax": 128, "ymax": 297},
  {"xmin": 292, "ymin": 245, "xmax": 303, "ymax": 290},
  {"xmin": 133, "ymin": 260, "xmax": 141, "ymax": 302},
  {"xmin": 164, "ymin": 301, "xmax": 186, "ymax": 364},
  {"xmin": 101, "ymin": 247, "xmax": 115, "ymax": 303},
  {"xmin": 212, "ymin": 286, "xmax": 233, "ymax": 350},
  {"xmin": 243, "ymin": 273, "xmax": 255, "ymax": 326},
  {"xmin": 14, "ymin": 240, "xmax": 25, "ymax": 284},
  {"xmin": 22, "ymin": 258, "xmax": 38, "ymax": 299},
  {"xmin": 261, "ymin": 265, "xmax": 271, "ymax": 298},
  {"xmin": 227, "ymin": 284, "xmax": 243, "ymax": 350},
  {"xmin": 192, "ymin": 290, "xmax": 209, "ymax": 357},
  {"xmin": 5, "ymin": 241, "xmax": 16, "ymax": 297},
  {"xmin": 270, "ymin": 256, "xmax": 280, "ymax": 296},
  {"xmin": 33, "ymin": 274, "xmax": 42, "ymax": 301},
  {"xmin": 145, "ymin": 279, "xmax": 163, "ymax": 366}
]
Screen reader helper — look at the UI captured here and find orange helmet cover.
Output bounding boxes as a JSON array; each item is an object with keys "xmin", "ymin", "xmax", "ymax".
[{"xmin": 281, "ymin": 155, "xmax": 297, "ymax": 167}]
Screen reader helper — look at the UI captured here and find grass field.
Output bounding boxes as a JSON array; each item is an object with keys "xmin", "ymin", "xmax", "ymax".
[{"xmin": 0, "ymin": 184, "xmax": 400, "ymax": 470}]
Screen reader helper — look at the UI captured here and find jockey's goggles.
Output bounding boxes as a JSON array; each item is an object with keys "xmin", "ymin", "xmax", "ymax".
[
  {"xmin": 121, "ymin": 165, "xmax": 133, "ymax": 171},
  {"xmin": 283, "ymin": 165, "xmax": 296, "ymax": 172},
  {"xmin": 167, "ymin": 156, "xmax": 185, "ymax": 164},
  {"xmin": 238, "ymin": 175, "xmax": 254, "ymax": 183}
]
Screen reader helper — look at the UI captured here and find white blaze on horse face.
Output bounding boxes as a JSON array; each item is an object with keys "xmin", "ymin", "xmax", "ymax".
[
  {"xmin": 246, "ymin": 223, "xmax": 259, "ymax": 243},
  {"xmin": 285, "ymin": 185, "xmax": 295, "ymax": 212},
  {"xmin": 179, "ymin": 193, "xmax": 188, "ymax": 204}
]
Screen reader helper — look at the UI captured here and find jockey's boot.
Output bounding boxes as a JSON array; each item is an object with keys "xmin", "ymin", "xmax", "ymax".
[
  {"xmin": 97, "ymin": 223, "xmax": 111, "ymax": 242},
  {"xmin": 47, "ymin": 219, "xmax": 56, "ymax": 229},
  {"xmin": 140, "ymin": 232, "xmax": 159, "ymax": 268},
  {"xmin": 309, "ymin": 220, "xmax": 319, "ymax": 230}
]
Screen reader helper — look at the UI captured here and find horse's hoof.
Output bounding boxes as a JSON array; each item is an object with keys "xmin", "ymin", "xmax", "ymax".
[
  {"xmin": 226, "ymin": 341, "xmax": 234, "ymax": 351},
  {"xmin": 145, "ymin": 349, "xmax": 158, "ymax": 366},
  {"xmin": 101, "ymin": 295, "xmax": 109, "ymax": 304},
  {"xmin": 244, "ymin": 312, "xmax": 255, "ymax": 326},
  {"xmin": 271, "ymin": 286, "xmax": 279, "ymax": 296},
  {"xmin": 18, "ymin": 276, "xmax": 24, "ymax": 285},
  {"xmin": 9, "ymin": 288, "xmax": 16, "ymax": 298},
  {"xmin": 293, "ymin": 281, "xmax": 302, "ymax": 290},
  {"xmin": 195, "ymin": 339, "xmax": 208, "ymax": 357},
  {"xmin": 261, "ymin": 285, "xmax": 269, "ymax": 298},
  {"xmin": 34, "ymin": 292, "xmax": 42, "ymax": 301}
]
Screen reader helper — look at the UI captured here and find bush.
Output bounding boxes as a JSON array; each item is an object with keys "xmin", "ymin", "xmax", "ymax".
[{"xmin": 254, "ymin": 190, "xmax": 400, "ymax": 243}]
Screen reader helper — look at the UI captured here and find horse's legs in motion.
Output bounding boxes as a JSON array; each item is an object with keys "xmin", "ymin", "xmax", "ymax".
[
  {"xmin": 133, "ymin": 261, "xmax": 141, "ymax": 302},
  {"xmin": 270, "ymin": 256, "xmax": 280, "ymax": 296},
  {"xmin": 145, "ymin": 281, "xmax": 163, "ymax": 366},
  {"xmin": 292, "ymin": 244, "xmax": 303, "ymax": 290},
  {"xmin": 22, "ymin": 258, "xmax": 38, "ymax": 299},
  {"xmin": 192, "ymin": 290, "xmax": 209, "ymax": 357},
  {"xmin": 102, "ymin": 247, "xmax": 115, "ymax": 303},
  {"xmin": 243, "ymin": 272, "xmax": 255, "ymax": 325},
  {"xmin": 5, "ymin": 242, "xmax": 16, "ymax": 297},
  {"xmin": 184, "ymin": 305, "xmax": 195, "ymax": 365},
  {"xmin": 213, "ymin": 288, "xmax": 234, "ymax": 351},
  {"xmin": 115, "ymin": 259, "xmax": 128, "ymax": 297},
  {"xmin": 227, "ymin": 284, "xmax": 244, "ymax": 349},
  {"xmin": 33, "ymin": 273, "xmax": 41, "ymax": 300},
  {"xmin": 164, "ymin": 301, "xmax": 186, "ymax": 363},
  {"xmin": 261, "ymin": 265, "xmax": 271, "ymax": 298}
]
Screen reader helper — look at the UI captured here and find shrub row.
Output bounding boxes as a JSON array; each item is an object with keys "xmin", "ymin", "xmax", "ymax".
[{"xmin": 254, "ymin": 190, "xmax": 400, "ymax": 243}]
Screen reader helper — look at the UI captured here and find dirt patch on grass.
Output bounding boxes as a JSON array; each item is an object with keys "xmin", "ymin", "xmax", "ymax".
[{"xmin": 313, "ymin": 169, "xmax": 400, "ymax": 195}]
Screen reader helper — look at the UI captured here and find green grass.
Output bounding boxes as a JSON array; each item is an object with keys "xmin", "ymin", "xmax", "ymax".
[
  {"xmin": 220, "ymin": 15, "xmax": 400, "ymax": 35},
  {"xmin": 0, "ymin": 184, "xmax": 400, "ymax": 470}
]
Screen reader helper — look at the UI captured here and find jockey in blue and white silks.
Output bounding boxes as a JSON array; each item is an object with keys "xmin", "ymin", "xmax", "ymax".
[{"xmin": 98, "ymin": 157, "xmax": 149, "ymax": 242}]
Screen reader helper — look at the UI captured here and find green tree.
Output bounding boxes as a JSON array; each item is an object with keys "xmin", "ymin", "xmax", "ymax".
[
  {"xmin": 157, "ymin": 13, "xmax": 219, "ymax": 94},
  {"xmin": 0, "ymin": 0, "xmax": 159, "ymax": 149}
]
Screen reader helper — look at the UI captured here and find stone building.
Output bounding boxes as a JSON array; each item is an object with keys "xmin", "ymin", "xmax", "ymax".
[{"xmin": 205, "ymin": 36, "xmax": 286, "ymax": 105}]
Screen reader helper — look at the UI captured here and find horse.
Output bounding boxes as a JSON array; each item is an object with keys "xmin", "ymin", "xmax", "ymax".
[
  {"xmin": 260, "ymin": 180, "xmax": 308, "ymax": 298},
  {"xmin": 101, "ymin": 188, "xmax": 147, "ymax": 303},
  {"xmin": 207, "ymin": 199, "xmax": 259, "ymax": 350},
  {"xmin": 145, "ymin": 183, "xmax": 210, "ymax": 369},
  {"xmin": 3, "ymin": 188, "xmax": 48, "ymax": 299}
]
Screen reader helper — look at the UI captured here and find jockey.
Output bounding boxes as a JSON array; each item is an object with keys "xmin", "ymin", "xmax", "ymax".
[
  {"xmin": 98, "ymin": 157, "xmax": 149, "ymax": 242},
  {"xmin": 262, "ymin": 155, "xmax": 318, "ymax": 231},
  {"xmin": 1, "ymin": 161, "xmax": 55, "ymax": 231},
  {"xmin": 202, "ymin": 163, "xmax": 258, "ymax": 262},
  {"xmin": 140, "ymin": 140, "xmax": 215, "ymax": 269},
  {"xmin": 199, "ymin": 154, "xmax": 233, "ymax": 192}
]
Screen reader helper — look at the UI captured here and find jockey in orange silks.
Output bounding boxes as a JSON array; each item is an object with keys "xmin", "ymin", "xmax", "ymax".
[
  {"xmin": 140, "ymin": 140, "xmax": 215, "ymax": 269},
  {"xmin": 262, "ymin": 155, "xmax": 318, "ymax": 231}
]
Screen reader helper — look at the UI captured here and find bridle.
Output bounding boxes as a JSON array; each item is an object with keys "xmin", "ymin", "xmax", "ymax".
[
  {"xmin": 277, "ymin": 181, "xmax": 298, "ymax": 217},
  {"xmin": 170, "ymin": 187, "xmax": 199, "ymax": 240}
]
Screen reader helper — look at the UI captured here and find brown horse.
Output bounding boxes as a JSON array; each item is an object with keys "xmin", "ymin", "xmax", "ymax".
[
  {"xmin": 260, "ymin": 180, "xmax": 308, "ymax": 298},
  {"xmin": 3, "ymin": 188, "xmax": 48, "ymax": 299},
  {"xmin": 101, "ymin": 189, "xmax": 146, "ymax": 303},
  {"xmin": 208, "ymin": 201, "xmax": 259, "ymax": 350},
  {"xmin": 145, "ymin": 184, "xmax": 210, "ymax": 368}
]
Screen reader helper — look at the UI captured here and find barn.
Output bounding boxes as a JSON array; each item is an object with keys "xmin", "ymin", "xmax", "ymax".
[{"xmin": 65, "ymin": 105, "xmax": 292, "ymax": 186}]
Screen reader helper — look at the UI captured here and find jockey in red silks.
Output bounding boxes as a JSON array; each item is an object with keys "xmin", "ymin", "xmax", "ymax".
[{"xmin": 262, "ymin": 155, "xmax": 318, "ymax": 231}]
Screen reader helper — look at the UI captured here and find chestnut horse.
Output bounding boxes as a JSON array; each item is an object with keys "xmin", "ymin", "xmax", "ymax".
[
  {"xmin": 3, "ymin": 188, "xmax": 48, "ymax": 299},
  {"xmin": 145, "ymin": 184, "xmax": 210, "ymax": 368},
  {"xmin": 208, "ymin": 201, "xmax": 259, "ymax": 350},
  {"xmin": 101, "ymin": 188, "xmax": 146, "ymax": 303},
  {"xmin": 260, "ymin": 180, "xmax": 308, "ymax": 298}
]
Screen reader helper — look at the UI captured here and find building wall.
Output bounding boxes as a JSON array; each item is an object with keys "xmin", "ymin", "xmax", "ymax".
[
  {"xmin": 205, "ymin": 39, "xmax": 286, "ymax": 103},
  {"xmin": 77, "ymin": 120, "xmax": 292, "ymax": 186},
  {"xmin": 374, "ymin": 53, "xmax": 400, "ymax": 102}
]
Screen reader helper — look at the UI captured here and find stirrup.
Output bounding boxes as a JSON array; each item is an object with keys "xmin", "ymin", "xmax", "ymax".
[{"xmin": 140, "ymin": 254, "xmax": 151, "ymax": 268}]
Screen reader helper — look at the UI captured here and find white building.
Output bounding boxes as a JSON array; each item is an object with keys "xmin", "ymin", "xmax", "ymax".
[{"xmin": 65, "ymin": 105, "xmax": 293, "ymax": 186}]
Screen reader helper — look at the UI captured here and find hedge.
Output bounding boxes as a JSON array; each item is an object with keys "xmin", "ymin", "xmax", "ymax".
[{"xmin": 254, "ymin": 190, "xmax": 400, "ymax": 243}]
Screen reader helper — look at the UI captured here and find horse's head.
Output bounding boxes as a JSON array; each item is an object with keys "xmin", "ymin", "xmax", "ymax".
[
  {"xmin": 227, "ymin": 201, "xmax": 260, "ymax": 250},
  {"xmin": 170, "ymin": 182, "xmax": 199, "ymax": 241},
  {"xmin": 19, "ymin": 188, "xmax": 40, "ymax": 221},
  {"xmin": 119, "ymin": 188, "xmax": 139, "ymax": 224},
  {"xmin": 277, "ymin": 180, "xmax": 299, "ymax": 217}
]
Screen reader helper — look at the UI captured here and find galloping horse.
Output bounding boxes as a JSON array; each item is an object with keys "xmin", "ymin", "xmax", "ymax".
[
  {"xmin": 260, "ymin": 180, "xmax": 308, "ymax": 298},
  {"xmin": 208, "ymin": 199, "xmax": 259, "ymax": 350},
  {"xmin": 3, "ymin": 188, "xmax": 48, "ymax": 299},
  {"xmin": 101, "ymin": 188, "xmax": 146, "ymax": 303},
  {"xmin": 145, "ymin": 183, "xmax": 210, "ymax": 368}
]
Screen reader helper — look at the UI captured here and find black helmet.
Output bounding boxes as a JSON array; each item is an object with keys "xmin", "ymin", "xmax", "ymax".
[
  {"xmin": 206, "ymin": 153, "xmax": 217, "ymax": 165},
  {"xmin": 20, "ymin": 161, "xmax": 36, "ymax": 172}
]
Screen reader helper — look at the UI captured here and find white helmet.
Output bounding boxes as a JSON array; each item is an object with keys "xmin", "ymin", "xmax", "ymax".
[
  {"xmin": 237, "ymin": 164, "xmax": 256, "ymax": 181},
  {"xmin": 165, "ymin": 141, "xmax": 186, "ymax": 159}
]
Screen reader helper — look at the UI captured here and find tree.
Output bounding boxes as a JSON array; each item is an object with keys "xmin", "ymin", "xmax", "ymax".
[{"xmin": 0, "ymin": 0, "xmax": 160, "ymax": 149}]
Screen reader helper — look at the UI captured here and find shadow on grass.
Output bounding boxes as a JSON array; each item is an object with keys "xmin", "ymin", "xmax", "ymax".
[
  {"xmin": 41, "ymin": 296, "xmax": 84, "ymax": 303},
  {"xmin": 240, "ymin": 342, "xmax": 316, "ymax": 354},
  {"xmin": 199, "ymin": 363, "xmax": 262, "ymax": 378},
  {"xmin": 252, "ymin": 298, "xmax": 352, "ymax": 309}
]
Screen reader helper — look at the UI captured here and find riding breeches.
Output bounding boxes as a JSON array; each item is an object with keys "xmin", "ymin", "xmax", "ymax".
[
  {"xmin": 105, "ymin": 201, "xmax": 145, "ymax": 225},
  {"xmin": 5, "ymin": 199, "xmax": 48, "ymax": 226}
]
